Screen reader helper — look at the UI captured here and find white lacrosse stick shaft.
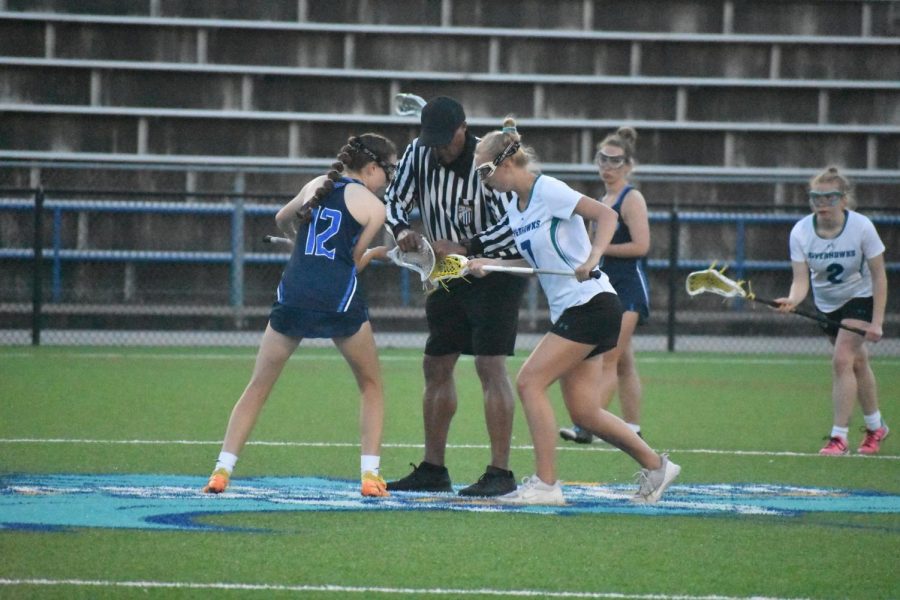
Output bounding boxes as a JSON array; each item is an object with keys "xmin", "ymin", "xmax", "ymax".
[
  {"xmin": 483, "ymin": 265, "xmax": 585, "ymax": 276},
  {"xmin": 468, "ymin": 257, "xmax": 602, "ymax": 279},
  {"xmin": 263, "ymin": 235, "xmax": 294, "ymax": 249}
]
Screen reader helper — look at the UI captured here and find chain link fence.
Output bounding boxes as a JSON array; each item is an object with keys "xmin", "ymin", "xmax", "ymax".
[{"xmin": 2, "ymin": 186, "xmax": 898, "ymax": 356}]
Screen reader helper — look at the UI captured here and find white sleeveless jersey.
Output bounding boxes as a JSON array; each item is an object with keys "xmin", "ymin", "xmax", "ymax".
[
  {"xmin": 789, "ymin": 210, "xmax": 885, "ymax": 313},
  {"xmin": 506, "ymin": 174, "xmax": 615, "ymax": 322}
]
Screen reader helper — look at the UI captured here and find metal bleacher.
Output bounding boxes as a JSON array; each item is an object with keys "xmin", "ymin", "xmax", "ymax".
[{"xmin": 1, "ymin": 1, "xmax": 898, "ymax": 203}]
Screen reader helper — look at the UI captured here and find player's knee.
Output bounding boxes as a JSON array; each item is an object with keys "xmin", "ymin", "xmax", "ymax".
[
  {"xmin": 515, "ymin": 371, "xmax": 544, "ymax": 403},
  {"xmin": 831, "ymin": 351, "xmax": 855, "ymax": 374},
  {"xmin": 423, "ymin": 354, "xmax": 456, "ymax": 385},
  {"xmin": 474, "ymin": 355, "xmax": 508, "ymax": 382}
]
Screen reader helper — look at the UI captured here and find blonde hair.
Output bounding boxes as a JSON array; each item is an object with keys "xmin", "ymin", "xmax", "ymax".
[
  {"xmin": 477, "ymin": 116, "xmax": 540, "ymax": 170},
  {"xmin": 595, "ymin": 126, "xmax": 637, "ymax": 164},
  {"xmin": 810, "ymin": 165, "xmax": 856, "ymax": 209}
]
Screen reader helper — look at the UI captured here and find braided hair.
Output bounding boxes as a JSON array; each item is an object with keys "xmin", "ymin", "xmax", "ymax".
[{"xmin": 297, "ymin": 133, "xmax": 396, "ymax": 224}]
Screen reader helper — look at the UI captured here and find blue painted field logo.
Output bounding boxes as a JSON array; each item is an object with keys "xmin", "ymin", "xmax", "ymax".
[{"xmin": 1, "ymin": 474, "xmax": 897, "ymax": 532}]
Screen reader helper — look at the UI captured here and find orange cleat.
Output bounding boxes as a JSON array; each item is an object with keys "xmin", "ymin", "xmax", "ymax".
[
  {"xmin": 202, "ymin": 468, "xmax": 230, "ymax": 493},
  {"xmin": 361, "ymin": 471, "xmax": 389, "ymax": 497}
]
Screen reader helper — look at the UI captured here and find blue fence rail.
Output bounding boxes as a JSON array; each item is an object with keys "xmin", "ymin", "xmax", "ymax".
[
  {"xmin": 2, "ymin": 192, "xmax": 898, "ymax": 348},
  {"xmin": 0, "ymin": 195, "xmax": 422, "ymax": 307}
]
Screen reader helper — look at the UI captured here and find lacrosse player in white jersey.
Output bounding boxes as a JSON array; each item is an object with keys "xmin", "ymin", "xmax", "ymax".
[
  {"xmin": 775, "ymin": 166, "xmax": 889, "ymax": 456},
  {"xmin": 466, "ymin": 118, "xmax": 680, "ymax": 505}
]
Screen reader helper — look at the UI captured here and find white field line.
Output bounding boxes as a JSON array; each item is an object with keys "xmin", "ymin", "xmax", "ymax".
[
  {"xmin": 1, "ymin": 350, "xmax": 899, "ymax": 366},
  {"xmin": 0, "ymin": 578, "xmax": 812, "ymax": 599},
  {"xmin": 0, "ymin": 437, "xmax": 897, "ymax": 460}
]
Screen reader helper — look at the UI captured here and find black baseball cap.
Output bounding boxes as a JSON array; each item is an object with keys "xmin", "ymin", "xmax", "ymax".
[{"xmin": 419, "ymin": 96, "xmax": 466, "ymax": 147}]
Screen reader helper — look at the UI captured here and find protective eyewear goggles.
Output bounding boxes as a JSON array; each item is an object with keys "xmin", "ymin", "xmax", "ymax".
[
  {"xmin": 807, "ymin": 189, "xmax": 844, "ymax": 207},
  {"xmin": 475, "ymin": 141, "xmax": 520, "ymax": 180},
  {"xmin": 598, "ymin": 151, "xmax": 628, "ymax": 169},
  {"xmin": 380, "ymin": 161, "xmax": 397, "ymax": 181},
  {"xmin": 351, "ymin": 139, "xmax": 395, "ymax": 181}
]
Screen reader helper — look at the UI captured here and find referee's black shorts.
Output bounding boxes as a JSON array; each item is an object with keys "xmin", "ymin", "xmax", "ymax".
[{"xmin": 425, "ymin": 272, "xmax": 527, "ymax": 357}]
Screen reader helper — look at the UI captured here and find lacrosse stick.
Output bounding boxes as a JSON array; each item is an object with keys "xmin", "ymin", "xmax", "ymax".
[
  {"xmin": 685, "ymin": 265, "xmax": 866, "ymax": 336},
  {"xmin": 394, "ymin": 93, "xmax": 427, "ymax": 117},
  {"xmin": 263, "ymin": 234, "xmax": 294, "ymax": 249},
  {"xmin": 430, "ymin": 254, "xmax": 601, "ymax": 286},
  {"xmin": 386, "ymin": 238, "xmax": 437, "ymax": 283}
]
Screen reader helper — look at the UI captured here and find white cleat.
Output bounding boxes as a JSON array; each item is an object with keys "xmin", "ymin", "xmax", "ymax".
[
  {"xmin": 496, "ymin": 474, "xmax": 566, "ymax": 506},
  {"xmin": 631, "ymin": 453, "xmax": 681, "ymax": 504}
]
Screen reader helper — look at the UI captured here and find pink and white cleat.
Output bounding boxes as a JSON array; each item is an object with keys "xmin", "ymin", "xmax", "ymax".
[
  {"xmin": 858, "ymin": 425, "xmax": 889, "ymax": 455},
  {"xmin": 819, "ymin": 436, "xmax": 849, "ymax": 456}
]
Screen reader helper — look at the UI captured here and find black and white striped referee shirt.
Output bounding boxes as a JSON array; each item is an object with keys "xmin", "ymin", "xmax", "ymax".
[{"xmin": 384, "ymin": 134, "xmax": 520, "ymax": 258}]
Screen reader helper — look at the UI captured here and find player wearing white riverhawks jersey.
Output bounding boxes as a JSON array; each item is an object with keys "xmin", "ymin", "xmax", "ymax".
[
  {"xmin": 507, "ymin": 173, "xmax": 616, "ymax": 322},
  {"xmin": 789, "ymin": 210, "xmax": 885, "ymax": 313},
  {"xmin": 465, "ymin": 119, "xmax": 681, "ymax": 506},
  {"xmin": 775, "ymin": 166, "xmax": 889, "ymax": 456}
]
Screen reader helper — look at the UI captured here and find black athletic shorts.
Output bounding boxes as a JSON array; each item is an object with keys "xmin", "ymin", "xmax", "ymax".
[
  {"xmin": 818, "ymin": 296, "xmax": 872, "ymax": 338},
  {"xmin": 425, "ymin": 272, "xmax": 527, "ymax": 357},
  {"xmin": 551, "ymin": 292, "xmax": 622, "ymax": 359}
]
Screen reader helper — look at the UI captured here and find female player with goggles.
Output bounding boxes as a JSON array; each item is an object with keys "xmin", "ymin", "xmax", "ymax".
[
  {"xmin": 466, "ymin": 118, "xmax": 681, "ymax": 505},
  {"xmin": 774, "ymin": 166, "xmax": 889, "ymax": 455}
]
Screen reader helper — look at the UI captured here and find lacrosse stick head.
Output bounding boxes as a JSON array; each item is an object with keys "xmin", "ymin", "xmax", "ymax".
[
  {"xmin": 394, "ymin": 93, "xmax": 427, "ymax": 117},
  {"xmin": 386, "ymin": 241, "xmax": 436, "ymax": 283},
  {"xmin": 685, "ymin": 267, "xmax": 749, "ymax": 299},
  {"xmin": 429, "ymin": 254, "xmax": 471, "ymax": 286}
]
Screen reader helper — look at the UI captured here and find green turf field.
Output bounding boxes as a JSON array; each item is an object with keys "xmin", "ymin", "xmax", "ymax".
[{"xmin": 1, "ymin": 346, "xmax": 898, "ymax": 599}]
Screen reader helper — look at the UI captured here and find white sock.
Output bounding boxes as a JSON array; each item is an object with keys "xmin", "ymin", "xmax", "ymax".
[
  {"xmin": 830, "ymin": 426, "xmax": 849, "ymax": 441},
  {"xmin": 627, "ymin": 423, "xmax": 641, "ymax": 434},
  {"xmin": 361, "ymin": 455, "xmax": 380, "ymax": 476},
  {"xmin": 215, "ymin": 451, "xmax": 238, "ymax": 474},
  {"xmin": 863, "ymin": 411, "xmax": 883, "ymax": 432}
]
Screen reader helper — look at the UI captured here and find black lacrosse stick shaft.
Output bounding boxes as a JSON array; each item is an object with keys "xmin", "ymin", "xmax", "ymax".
[{"xmin": 750, "ymin": 296, "xmax": 867, "ymax": 337}]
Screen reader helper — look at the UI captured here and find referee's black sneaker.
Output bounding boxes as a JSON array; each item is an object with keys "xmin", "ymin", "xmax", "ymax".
[
  {"xmin": 386, "ymin": 461, "xmax": 452, "ymax": 492},
  {"xmin": 457, "ymin": 465, "xmax": 516, "ymax": 497}
]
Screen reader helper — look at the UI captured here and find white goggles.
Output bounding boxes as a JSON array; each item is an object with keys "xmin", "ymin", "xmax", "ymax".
[{"xmin": 475, "ymin": 141, "xmax": 520, "ymax": 180}]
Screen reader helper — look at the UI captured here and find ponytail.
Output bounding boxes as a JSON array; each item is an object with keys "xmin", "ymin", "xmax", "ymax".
[{"xmin": 479, "ymin": 116, "xmax": 539, "ymax": 168}]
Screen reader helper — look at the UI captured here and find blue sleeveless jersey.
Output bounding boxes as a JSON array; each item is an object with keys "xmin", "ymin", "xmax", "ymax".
[
  {"xmin": 276, "ymin": 178, "xmax": 366, "ymax": 314},
  {"xmin": 598, "ymin": 185, "xmax": 651, "ymax": 316}
]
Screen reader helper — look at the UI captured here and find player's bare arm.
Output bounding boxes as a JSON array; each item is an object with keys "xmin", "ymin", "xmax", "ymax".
[{"xmin": 605, "ymin": 190, "xmax": 650, "ymax": 259}]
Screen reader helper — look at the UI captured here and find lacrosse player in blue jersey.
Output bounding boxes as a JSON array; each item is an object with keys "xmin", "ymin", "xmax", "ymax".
[
  {"xmin": 466, "ymin": 119, "xmax": 680, "ymax": 505},
  {"xmin": 560, "ymin": 126, "xmax": 651, "ymax": 445},
  {"xmin": 202, "ymin": 134, "xmax": 397, "ymax": 497},
  {"xmin": 775, "ymin": 166, "xmax": 889, "ymax": 455}
]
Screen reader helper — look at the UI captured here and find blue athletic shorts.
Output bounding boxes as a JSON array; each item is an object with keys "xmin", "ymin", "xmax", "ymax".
[
  {"xmin": 608, "ymin": 271, "xmax": 650, "ymax": 324},
  {"xmin": 269, "ymin": 302, "xmax": 368, "ymax": 339}
]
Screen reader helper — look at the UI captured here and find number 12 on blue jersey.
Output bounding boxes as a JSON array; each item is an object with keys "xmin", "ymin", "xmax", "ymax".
[{"xmin": 304, "ymin": 207, "xmax": 342, "ymax": 260}]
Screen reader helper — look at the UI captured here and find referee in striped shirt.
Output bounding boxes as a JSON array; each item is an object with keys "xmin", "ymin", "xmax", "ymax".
[{"xmin": 384, "ymin": 96, "xmax": 526, "ymax": 497}]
